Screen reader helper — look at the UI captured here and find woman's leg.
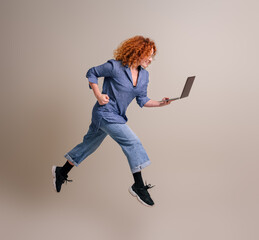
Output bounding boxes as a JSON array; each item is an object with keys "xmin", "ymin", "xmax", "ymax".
[
  {"xmin": 52, "ymin": 122, "xmax": 107, "ymax": 192},
  {"xmin": 99, "ymin": 120, "xmax": 151, "ymax": 173},
  {"xmin": 133, "ymin": 171, "xmax": 144, "ymax": 187},
  {"xmin": 64, "ymin": 123, "xmax": 108, "ymax": 166},
  {"xmin": 99, "ymin": 119, "xmax": 154, "ymax": 206}
]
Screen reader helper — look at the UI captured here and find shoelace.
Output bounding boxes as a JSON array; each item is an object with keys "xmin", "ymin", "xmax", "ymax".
[
  {"xmin": 144, "ymin": 182, "xmax": 155, "ymax": 190},
  {"xmin": 62, "ymin": 177, "xmax": 73, "ymax": 184}
]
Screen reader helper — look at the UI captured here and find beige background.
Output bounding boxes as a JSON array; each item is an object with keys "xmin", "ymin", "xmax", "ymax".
[{"xmin": 1, "ymin": 0, "xmax": 259, "ymax": 239}]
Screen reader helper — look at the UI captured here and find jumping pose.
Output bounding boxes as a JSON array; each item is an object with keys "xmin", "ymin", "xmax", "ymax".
[{"xmin": 52, "ymin": 36, "xmax": 173, "ymax": 207}]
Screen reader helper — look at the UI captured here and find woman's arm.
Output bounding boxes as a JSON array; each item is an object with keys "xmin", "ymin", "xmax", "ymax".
[
  {"xmin": 86, "ymin": 60, "xmax": 114, "ymax": 105},
  {"xmin": 88, "ymin": 82, "xmax": 109, "ymax": 105},
  {"xmin": 86, "ymin": 60, "xmax": 114, "ymax": 86},
  {"xmin": 144, "ymin": 97, "xmax": 173, "ymax": 107}
]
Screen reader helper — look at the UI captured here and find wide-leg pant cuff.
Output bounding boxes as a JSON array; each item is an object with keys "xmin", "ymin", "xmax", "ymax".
[
  {"xmin": 64, "ymin": 153, "xmax": 79, "ymax": 167},
  {"xmin": 131, "ymin": 161, "xmax": 151, "ymax": 174}
]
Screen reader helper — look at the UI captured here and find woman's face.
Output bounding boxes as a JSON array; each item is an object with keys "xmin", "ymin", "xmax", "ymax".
[{"xmin": 139, "ymin": 48, "xmax": 154, "ymax": 69}]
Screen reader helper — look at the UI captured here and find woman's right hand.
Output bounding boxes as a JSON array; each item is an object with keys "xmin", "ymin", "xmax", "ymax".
[{"xmin": 97, "ymin": 94, "xmax": 110, "ymax": 105}]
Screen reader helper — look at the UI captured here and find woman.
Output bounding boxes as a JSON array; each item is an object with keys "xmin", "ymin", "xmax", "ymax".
[{"xmin": 52, "ymin": 36, "xmax": 173, "ymax": 207}]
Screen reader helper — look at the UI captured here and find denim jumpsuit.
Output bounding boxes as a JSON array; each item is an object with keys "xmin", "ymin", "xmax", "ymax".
[{"xmin": 64, "ymin": 59, "xmax": 151, "ymax": 173}]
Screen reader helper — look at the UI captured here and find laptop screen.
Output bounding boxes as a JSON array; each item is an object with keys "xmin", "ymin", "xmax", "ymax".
[{"xmin": 180, "ymin": 76, "xmax": 195, "ymax": 99}]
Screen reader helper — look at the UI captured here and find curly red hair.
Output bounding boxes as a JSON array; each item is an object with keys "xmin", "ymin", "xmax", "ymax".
[{"xmin": 113, "ymin": 36, "xmax": 157, "ymax": 67}]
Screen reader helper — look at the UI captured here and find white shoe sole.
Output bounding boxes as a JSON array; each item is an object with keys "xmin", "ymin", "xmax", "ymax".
[
  {"xmin": 52, "ymin": 165, "xmax": 58, "ymax": 192},
  {"xmin": 128, "ymin": 187, "xmax": 154, "ymax": 207}
]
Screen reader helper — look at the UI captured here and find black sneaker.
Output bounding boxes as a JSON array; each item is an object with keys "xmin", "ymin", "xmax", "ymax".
[
  {"xmin": 129, "ymin": 183, "xmax": 155, "ymax": 207},
  {"xmin": 52, "ymin": 166, "xmax": 72, "ymax": 192}
]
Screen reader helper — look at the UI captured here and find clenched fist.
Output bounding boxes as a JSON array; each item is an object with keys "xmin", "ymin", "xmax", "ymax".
[{"xmin": 97, "ymin": 94, "xmax": 110, "ymax": 105}]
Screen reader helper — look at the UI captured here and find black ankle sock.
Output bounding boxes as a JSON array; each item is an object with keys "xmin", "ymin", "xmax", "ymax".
[
  {"xmin": 133, "ymin": 171, "xmax": 144, "ymax": 187},
  {"xmin": 61, "ymin": 161, "xmax": 74, "ymax": 176}
]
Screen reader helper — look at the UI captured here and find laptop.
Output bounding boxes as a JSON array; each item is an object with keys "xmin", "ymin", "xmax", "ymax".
[{"xmin": 160, "ymin": 76, "xmax": 196, "ymax": 102}]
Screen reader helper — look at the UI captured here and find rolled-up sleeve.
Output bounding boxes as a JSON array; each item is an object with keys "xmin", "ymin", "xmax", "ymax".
[
  {"xmin": 136, "ymin": 93, "xmax": 150, "ymax": 108},
  {"xmin": 86, "ymin": 60, "xmax": 114, "ymax": 89},
  {"xmin": 136, "ymin": 83, "xmax": 150, "ymax": 108}
]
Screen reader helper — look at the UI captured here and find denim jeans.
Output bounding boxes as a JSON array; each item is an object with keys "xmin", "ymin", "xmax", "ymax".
[{"xmin": 64, "ymin": 118, "xmax": 150, "ymax": 173}]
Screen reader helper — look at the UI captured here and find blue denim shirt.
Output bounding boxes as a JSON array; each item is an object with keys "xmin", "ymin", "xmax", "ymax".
[{"xmin": 86, "ymin": 59, "xmax": 150, "ymax": 131}]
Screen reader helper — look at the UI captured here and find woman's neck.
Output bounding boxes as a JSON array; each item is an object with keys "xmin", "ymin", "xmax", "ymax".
[{"xmin": 130, "ymin": 65, "xmax": 139, "ymax": 72}]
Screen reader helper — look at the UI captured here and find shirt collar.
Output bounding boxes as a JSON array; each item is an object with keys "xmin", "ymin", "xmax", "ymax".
[{"xmin": 125, "ymin": 64, "xmax": 143, "ymax": 71}]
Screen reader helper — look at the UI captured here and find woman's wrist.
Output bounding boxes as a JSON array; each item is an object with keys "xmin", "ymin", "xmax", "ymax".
[
  {"xmin": 144, "ymin": 100, "xmax": 161, "ymax": 107},
  {"xmin": 144, "ymin": 99, "xmax": 171, "ymax": 107},
  {"xmin": 94, "ymin": 92, "xmax": 102, "ymax": 100},
  {"xmin": 89, "ymin": 82, "xmax": 102, "ymax": 100}
]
